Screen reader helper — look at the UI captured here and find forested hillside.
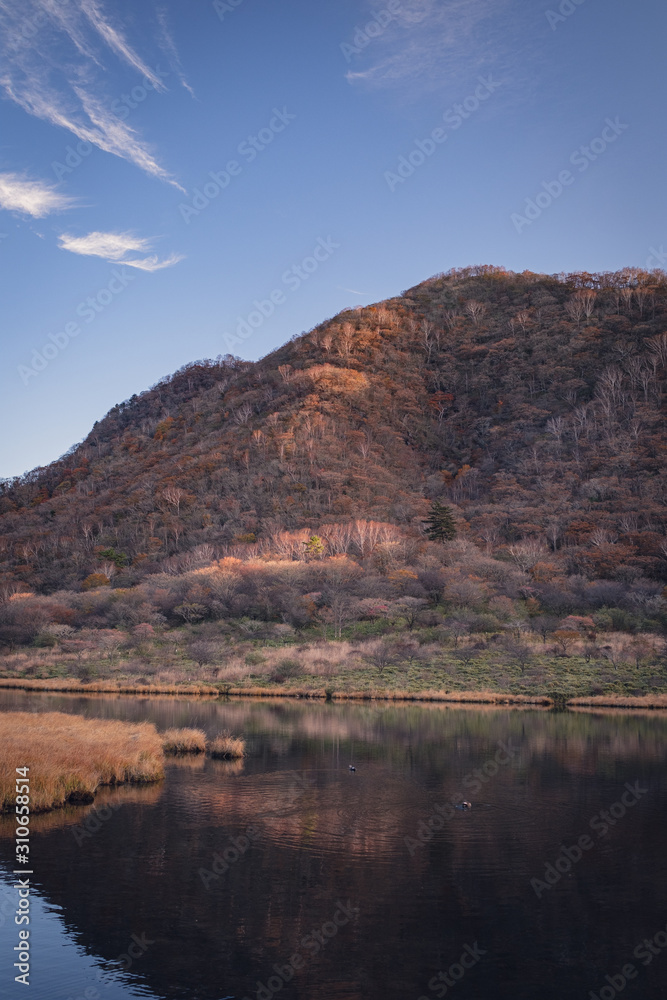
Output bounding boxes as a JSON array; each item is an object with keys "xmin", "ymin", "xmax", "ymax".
[{"xmin": 1, "ymin": 265, "xmax": 666, "ymax": 654}]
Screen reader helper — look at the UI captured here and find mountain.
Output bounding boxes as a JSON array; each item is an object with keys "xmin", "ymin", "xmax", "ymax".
[{"xmin": 1, "ymin": 264, "xmax": 666, "ymax": 604}]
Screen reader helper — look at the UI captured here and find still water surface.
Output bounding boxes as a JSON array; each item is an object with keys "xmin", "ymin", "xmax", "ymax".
[{"xmin": 0, "ymin": 692, "xmax": 666, "ymax": 1000}]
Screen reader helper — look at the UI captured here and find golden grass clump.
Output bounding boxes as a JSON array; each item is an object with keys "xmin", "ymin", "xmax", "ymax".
[
  {"xmin": 0, "ymin": 712, "xmax": 164, "ymax": 813},
  {"xmin": 209, "ymin": 731, "xmax": 246, "ymax": 759},
  {"xmin": 162, "ymin": 728, "xmax": 207, "ymax": 754}
]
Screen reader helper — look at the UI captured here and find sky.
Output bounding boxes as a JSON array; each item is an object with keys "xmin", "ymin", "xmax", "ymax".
[{"xmin": 0, "ymin": 0, "xmax": 665, "ymax": 479}]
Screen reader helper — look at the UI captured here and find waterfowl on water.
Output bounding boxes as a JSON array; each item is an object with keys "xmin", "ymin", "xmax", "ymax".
[
  {"xmin": 349, "ymin": 765, "xmax": 356, "ymax": 771},
  {"xmin": 458, "ymin": 801, "xmax": 472, "ymax": 809}
]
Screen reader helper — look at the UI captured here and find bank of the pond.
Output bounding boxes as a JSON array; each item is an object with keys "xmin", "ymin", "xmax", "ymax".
[
  {"xmin": 0, "ymin": 677, "xmax": 221, "ymax": 696},
  {"xmin": 2, "ymin": 676, "xmax": 667, "ymax": 709},
  {"xmin": 0, "ymin": 677, "xmax": 549, "ymax": 704}
]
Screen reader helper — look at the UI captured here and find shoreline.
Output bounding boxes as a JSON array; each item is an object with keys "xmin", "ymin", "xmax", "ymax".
[{"xmin": 1, "ymin": 677, "xmax": 666, "ymax": 710}]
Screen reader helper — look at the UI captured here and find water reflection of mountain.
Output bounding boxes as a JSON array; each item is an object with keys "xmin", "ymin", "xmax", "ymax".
[{"xmin": 0, "ymin": 696, "xmax": 665, "ymax": 1000}]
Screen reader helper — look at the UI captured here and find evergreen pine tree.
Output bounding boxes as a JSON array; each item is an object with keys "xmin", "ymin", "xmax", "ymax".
[
  {"xmin": 304, "ymin": 535, "xmax": 325, "ymax": 559},
  {"xmin": 423, "ymin": 500, "xmax": 456, "ymax": 541}
]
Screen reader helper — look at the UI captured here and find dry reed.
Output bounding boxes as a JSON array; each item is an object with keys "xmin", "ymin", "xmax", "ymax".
[
  {"xmin": 0, "ymin": 678, "xmax": 220, "ymax": 696},
  {"xmin": 208, "ymin": 732, "xmax": 246, "ymax": 759},
  {"xmin": 2, "ymin": 676, "xmax": 664, "ymax": 710},
  {"xmin": 161, "ymin": 728, "xmax": 207, "ymax": 754},
  {"xmin": 0, "ymin": 712, "xmax": 164, "ymax": 813},
  {"xmin": 224, "ymin": 685, "xmax": 552, "ymax": 705},
  {"xmin": 568, "ymin": 693, "xmax": 667, "ymax": 710}
]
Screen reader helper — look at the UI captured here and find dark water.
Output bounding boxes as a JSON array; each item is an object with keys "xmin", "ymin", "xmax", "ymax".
[{"xmin": 1, "ymin": 692, "xmax": 666, "ymax": 1000}]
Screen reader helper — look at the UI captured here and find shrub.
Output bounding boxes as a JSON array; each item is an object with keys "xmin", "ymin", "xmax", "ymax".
[
  {"xmin": 33, "ymin": 633, "xmax": 57, "ymax": 648},
  {"xmin": 245, "ymin": 651, "xmax": 267, "ymax": 666},
  {"xmin": 273, "ymin": 658, "xmax": 302, "ymax": 678}
]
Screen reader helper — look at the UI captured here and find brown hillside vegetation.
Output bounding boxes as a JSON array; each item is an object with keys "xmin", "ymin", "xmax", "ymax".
[{"xmin": 0, "ymin": 265, "xmax": 665, "ymax": 668}]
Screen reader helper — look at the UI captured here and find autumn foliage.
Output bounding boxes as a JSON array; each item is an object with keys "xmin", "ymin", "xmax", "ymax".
[{"xmin": 0, "ymin": 265, "xmax": 666, "ymax": 651}]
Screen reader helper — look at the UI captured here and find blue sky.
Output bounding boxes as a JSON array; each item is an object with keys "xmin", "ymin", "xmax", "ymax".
[{"xmin": 0, "ymin": 0, "xmax": 665, "ymax": 479}]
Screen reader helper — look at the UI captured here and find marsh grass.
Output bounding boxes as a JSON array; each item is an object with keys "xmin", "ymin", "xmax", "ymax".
[
  {"xmin": 0, "ymin": 712, "xmax": 164, "ymax": 813},
  {"xmin": 161, "ymin": 728, "xmax": 207, "ymax": 754},
  {"xmin": 0, "ymin": 677, "xmax": 219, "ymax": 696},
  {"xmin": 568, "ymin": 693, "xmax": 667, "ymax": 709},
  {"xmin": 208, "ymin": 732, "xmax": 246, "ymax": 759}
]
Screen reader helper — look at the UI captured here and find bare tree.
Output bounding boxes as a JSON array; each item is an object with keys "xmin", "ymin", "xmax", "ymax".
[
  {"xmin": 233, "ymin": 403, "xmax": 252, "ymax": 425},
  {"xmin": 507, "ymin": 539, "xmax": 545, "ymax": 571},
  {"xmin": 362, "ymin": 639, "xmax": 400, "ymax": 675},
  {"xmin": 580, "ymin": 289, "xmax": 597, "ymax": 318},
  {"xmin": 647, "ymin": 333, "xmax": 667, "ymax": 369},
  {"xmin": 634, "ymin": 285, "xmax": 652, "ymax": 317},
  {"xmin": 515, "ymin": 310, "xmax": 532, "ymax": 332},
  {"xmin": 162, "ymin": 486, "xmax": 187, "ymax": 516},
  {"xmin": 545, "ymin": 519, "xmax": 563, "ymax": 552},
  {"xmin": 337, "ymin": 323, "xmax": 355, "ymax": 359},
  {"xmin": 502, "ymin": 640, "xmax": 533, "ymax": 674},
  {"xmin": 443, "ymin": 619, "xmax": 470, "ymax": 647},
  {"xmin": 595, "ymin": 367, "xmax": 626, "ymax": 423},
  {"xmin": 590, "ymin": 528, "xmax": 618, "ymax": 547},
  {"xmin": 546, "ymin": 416, "xmax": 565, "ymax": 450},
  {"xmin": 319, "ymin": 522, "xmax": 354, "ymax": 555},
  {"xmin": 465, "ymin": 300, "xmax": 486, "ymax": 325},
  {"xmin": 421, "ymin": 320, "xmax": 436, "ymax": 361},
  {"xmin": 321, "ymin": 594, "xmax": 354, "ymax": 639},
  {"xmin": 187, "ymin": 639, "xmax": 221, "ymax": 667},
  {"xmin": 565, "ymin": 296, "xmax": 585, "ymax": 326},
  {"xmin": 620, "ymin": 287, "xmax": 633, "ymax": 313}
]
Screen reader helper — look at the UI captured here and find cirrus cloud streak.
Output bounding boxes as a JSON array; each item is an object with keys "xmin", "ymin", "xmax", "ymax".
[
  {"xmin": 58, "ymin": 230, "xmax": 184, "ymax": 271},
  {"xmin": 0, "ymin": 0, "xmax": 185, "ymax": 188}
]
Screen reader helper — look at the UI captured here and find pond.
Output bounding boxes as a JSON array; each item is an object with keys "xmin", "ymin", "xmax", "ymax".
[{"xmin": 1, "ymin": 692, "xmax": 666, "ymax": 1000}]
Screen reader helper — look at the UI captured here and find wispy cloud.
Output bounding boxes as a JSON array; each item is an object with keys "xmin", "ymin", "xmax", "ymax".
[
  {"xmin": 58, "ymin": 230, "xmax": 184, "ymax": 271},
  {"xmin": 120, "ymin": 252, "xmax": 184, "ymax": 272},
  {"xmin": 156, "ymin": 6, "xmax": 195, "ymax": 99},
  {"xmin": 346, "ymin": 0, "xmax": 524, "ymax": 97},
  {"xmin": 0, "ymin": 172, "xmax": 74, "ymax": 217},
  {"xmin": 0, "ymin": 0, "xmax": 185, "ymax": 188},
  {"xmin": 80, "ymin": 0, "xmax": 167, "ymax": 90}
]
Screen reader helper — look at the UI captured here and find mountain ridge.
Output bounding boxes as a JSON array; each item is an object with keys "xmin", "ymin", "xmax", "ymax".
[{"xmin": 1, "ymin": 264, "xmax": 666, "ymax": 598}]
